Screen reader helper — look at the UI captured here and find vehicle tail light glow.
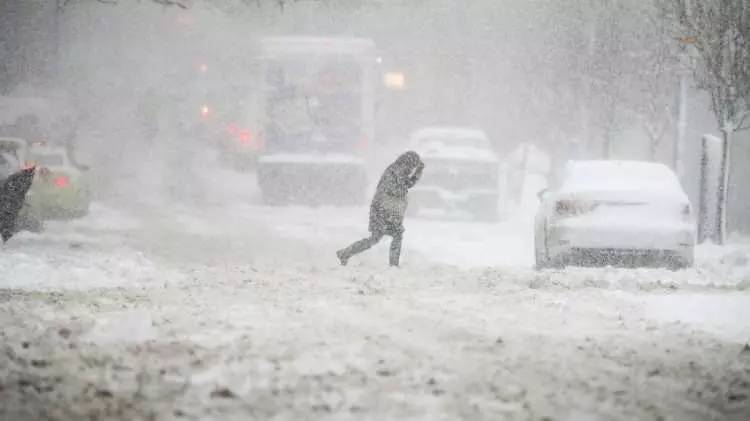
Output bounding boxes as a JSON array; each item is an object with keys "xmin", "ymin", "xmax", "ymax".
[
  {"xmin": 200, "ymin": 105, "xmax": 210, "ymax": 118},
  {"xmin": 238, "ymin": 130, "xmax": 252, "ymax": 145},
  {"xmin": 53, "ymin": 175, "xmax": 70, "ymax": 188},
  {"xmin": 555, "ymin": 200, "xmax": 597, "ymax": 217}
]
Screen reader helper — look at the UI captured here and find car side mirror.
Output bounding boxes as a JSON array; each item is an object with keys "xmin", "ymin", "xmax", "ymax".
[{"xmin": 537, "ymin": 188, "xmax": 548, "ymax": 201}]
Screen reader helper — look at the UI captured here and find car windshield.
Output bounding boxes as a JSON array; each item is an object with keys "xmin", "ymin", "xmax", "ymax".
[{"xmin": 30, "ymin": 153, "xmax": 65, "ymax": 167}]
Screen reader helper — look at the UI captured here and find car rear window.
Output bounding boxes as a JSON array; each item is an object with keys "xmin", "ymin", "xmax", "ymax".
[{"xmin": 564, "ymin": 161, "xmax": 680, "ymax": 191}]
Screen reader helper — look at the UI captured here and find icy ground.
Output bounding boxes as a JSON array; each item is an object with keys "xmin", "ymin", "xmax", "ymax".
[{"xmin": 1, "ymin": 193, "xmax": 750, "ymax": 420}]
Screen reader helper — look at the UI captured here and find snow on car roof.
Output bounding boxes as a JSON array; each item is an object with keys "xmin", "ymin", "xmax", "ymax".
[
  {"xmin": 562, "ymin": 160, "xmax": 682, "ymax": 193},
  {"xmin": 411, "ymin": 127, "xmax": 496, "ymax": 162}
]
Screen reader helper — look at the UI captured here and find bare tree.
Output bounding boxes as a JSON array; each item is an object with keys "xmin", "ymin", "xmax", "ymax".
[
  {"xmin": 663, "ymin": 0, "xmax": 750, "ymax": 244},
  {"xmin": 629, "ymin": 2, "xmax": 679, "ymax": 162}
]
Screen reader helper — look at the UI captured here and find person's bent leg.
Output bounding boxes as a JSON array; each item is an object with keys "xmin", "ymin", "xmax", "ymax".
[{"xmin": 337, "ymin": 233, "xmax": 383, "ymax": 266}]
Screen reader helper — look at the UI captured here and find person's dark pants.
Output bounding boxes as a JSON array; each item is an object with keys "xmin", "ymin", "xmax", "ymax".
[{"xmin": 339, "ymin": 227, "xmax": 403, "ymax": 266}]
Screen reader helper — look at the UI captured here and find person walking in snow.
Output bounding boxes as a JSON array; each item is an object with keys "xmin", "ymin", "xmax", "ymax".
[{"xmin": 337, "ymin": 151, "xmax": 425, "ymax": 267}]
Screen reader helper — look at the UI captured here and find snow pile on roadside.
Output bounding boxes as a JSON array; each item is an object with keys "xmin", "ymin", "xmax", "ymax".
[
  {"xmin": 526, "ymin": 266, "xmax": 749, "ymax": 291},
  {"xmin": 66, "ymin": 202, "xmax": 142, "ymax": 232},
  {"xmin": 697, "ymin": 241, "xmax": 750, "ymax": 282},
  {"xmin": 0, "ymin": 247, "xmax": 184, "ymax": 291}
]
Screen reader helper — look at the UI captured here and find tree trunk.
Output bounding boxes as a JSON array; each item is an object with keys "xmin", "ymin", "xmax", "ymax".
[
  {"xmin": 698, "ymin": 136, "xmax": 709, "ymax": 243},
  {"xmin": 716, "ymin": 128, "xmax": 733, "ymax": 244}
]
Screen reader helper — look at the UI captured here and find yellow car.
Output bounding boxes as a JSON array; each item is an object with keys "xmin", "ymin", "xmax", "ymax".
[{"xmin": 26, "ymin": 144, "xmax": 91, "ymax": 219}]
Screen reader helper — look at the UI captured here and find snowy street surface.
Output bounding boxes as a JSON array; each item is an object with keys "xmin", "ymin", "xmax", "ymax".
[{"xmin": 2, "ymin": 197, "xmax": 750, "ymax": 420}]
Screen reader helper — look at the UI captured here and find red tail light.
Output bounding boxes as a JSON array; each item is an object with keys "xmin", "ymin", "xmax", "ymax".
[
  {"xmin": 53, "ymin": 175, "xmax": 70, "ymax": 188},
  {"xmin": 238, "ymin": 130, "xmax": 252, "ymax": 145}
]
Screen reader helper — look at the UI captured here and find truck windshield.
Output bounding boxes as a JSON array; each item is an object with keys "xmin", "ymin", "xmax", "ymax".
[{"xmin": 263, "ymin": 57, "xmax": 363, "ymax": 153}]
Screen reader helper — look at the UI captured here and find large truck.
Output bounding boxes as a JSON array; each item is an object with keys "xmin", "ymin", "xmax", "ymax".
[{"xmin": 256, "ymin": 37, "xmax": 377, "ymax": 206}]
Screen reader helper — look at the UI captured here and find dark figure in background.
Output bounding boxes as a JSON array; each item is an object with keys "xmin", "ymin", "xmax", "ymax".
[
  {"xmin": 0, "ymin": 166, "xmax": 36, "ymax": 243},
  {"xmin": 337, "ymin": 151, "xmax": 425, "ymax": 267}
]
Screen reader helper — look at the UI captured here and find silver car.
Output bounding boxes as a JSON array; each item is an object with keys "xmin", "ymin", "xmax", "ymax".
[{"xmin": 535, "ymin": 160, "xmax": 696, "ymax": 270}]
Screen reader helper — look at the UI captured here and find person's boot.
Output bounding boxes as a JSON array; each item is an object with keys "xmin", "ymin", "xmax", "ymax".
[{"xmin": 336, "ymin": 249, "xmax": 349, "ymax": 266}]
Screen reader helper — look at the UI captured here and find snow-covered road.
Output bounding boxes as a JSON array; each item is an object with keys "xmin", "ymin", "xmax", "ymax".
[{"xmin": 1, "ymin": 200, "xmax": 750, "ymax": 420}]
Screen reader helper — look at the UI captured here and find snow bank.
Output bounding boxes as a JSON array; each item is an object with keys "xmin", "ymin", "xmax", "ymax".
[
  {"xmin": 640, "ymin": 293, "xmax": 750, "ymax": 343},
  {"xmin": 0, "ymin": 247, "xmax": 183, "ymax": 291}
]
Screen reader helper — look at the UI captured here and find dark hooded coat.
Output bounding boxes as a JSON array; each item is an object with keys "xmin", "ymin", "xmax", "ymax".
[
  {"xmin": 0, "ymin": 167, "xmax": 36, "ymax": 243},
  {"xmin": 368, "ymin": 151, "xmax": 424, "ymax": 235}
]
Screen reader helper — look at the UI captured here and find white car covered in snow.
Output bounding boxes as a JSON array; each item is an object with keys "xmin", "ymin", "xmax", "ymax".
[
  {"xmin": 409, "ymin": 127, "xmax": 500, "ymax": 221},
  {"xmin": 534, "ymin": 160, "xmax": 695, "ymax": 270}
]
